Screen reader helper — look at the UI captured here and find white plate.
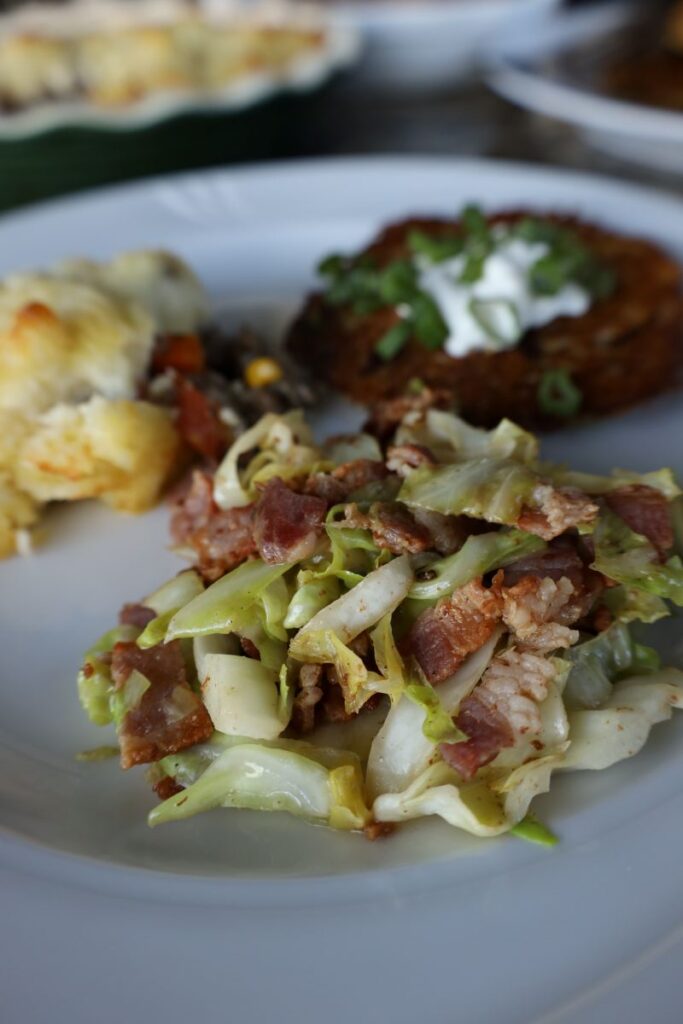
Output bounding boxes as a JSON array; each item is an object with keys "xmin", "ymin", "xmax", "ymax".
[
  {"xmin": 330, "ymin": 0, "xmax": 558, "ymax": 91},
  {"xmin": 2, "ymin": 156, "xmax": 683, "ymax": 1023},
  {"xmin": 486, "ymin": 1, "xmax": 683, "ymax": 174},
  {"xmin": 0, "ymin": 18, "xmax": 359, "ymax": 140}
]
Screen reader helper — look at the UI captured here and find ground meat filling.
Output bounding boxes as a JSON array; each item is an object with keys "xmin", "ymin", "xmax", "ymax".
[
  {"xmin": 405, "ymin": 578, "xmax": 502, "ymax": 684},
  {"xmin": 253, "ymin": 477, "xmax": 327, "ymax": 564},
  {"xmin": 170, "ymin": 469, "xmax": 257, "ymax": 581},
  {"xmin": 111, "ymin": 641, "xmax": 213, "ymax": 770},
  {"xmin": 604, "ymin": 483, "xmax": 674, "ymax": 558},
  {"xmin": 340, "ymin": 501, "xmax": 433, "ymax": 555}
]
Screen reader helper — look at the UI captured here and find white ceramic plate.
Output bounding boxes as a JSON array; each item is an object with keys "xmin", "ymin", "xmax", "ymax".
[
  {"xmin": 2, "ymin": 156, "xmax": 683, "ymax": 1024},
  {"xmin": 329, "ymin": 0, "xmax": 558, "ymax": 91},
  {"xmin": 486, "ymin": 1, "xmax": 683, "ymax": 174}
]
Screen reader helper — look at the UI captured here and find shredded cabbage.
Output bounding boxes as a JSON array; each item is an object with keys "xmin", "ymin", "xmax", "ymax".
[
  {"xmin": 166, "ymin": 559, "xmax": 293, "ymax": 640},
  {"xmin": 199, "ymin": 653, "xmax": 287, "ymax": 739},
  {"xmin": 395, "ymin": 409, "xmax": 538, "ymax": 465},
  {"xmin": 563, "ymin": 622, "xmax": 659, "ymax": 710},
  {"xmin": 213, "ymin": 411, "xmax": 319, "ymax": 509},
  {"xmin": 77, "ymin": 623, "xmax": 139, "ymax": 726},
  {"xmin": 592, "ymin": 511, "xmax": 683, "ymax": 606},
  {"xmin": 149, "ymin": 738, "xmax": 370, "ymax": 830},
  {"xmin": 409, "ymin": 529, "xmax": 545, "ymax": 601},
  {"xmin": 399, "ymin": 459, "xmax": 538, "ymax": 525},
  {"xmin": 137, "ymin": 570, "xmax": 204, "ymax": 649}
]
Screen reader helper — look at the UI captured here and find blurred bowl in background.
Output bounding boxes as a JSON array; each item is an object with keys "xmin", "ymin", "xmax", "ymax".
[
  {"xmin": 328, "ymin": 0, "xmax": 560, "ymax": 93},
  {"xmin": 485, "ymin": 1, "xmax": 683, "ymax": 174}
]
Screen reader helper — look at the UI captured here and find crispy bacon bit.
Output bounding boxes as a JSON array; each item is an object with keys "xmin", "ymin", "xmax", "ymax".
[
  {"xmin": 500, "ymin": 575, "xmax": 579, "ymax": 652},
  {"xmin": 411, "ymin": 508, "xmax": 468, "ymax": 556},
  {"xmin": 386, "ymin": 443, "xmax": 437, "ymax": 478},
  {"xmin": 503, "ymin": 539, "xmax": 604, "ymax": 623},
  {"xmin": 153, "ymin": 775, "xmax": 185, "ymax": 801},
  {"xmin": 292, "ymin": 664, "xmax": 324, "ymax": 733},
  {"xmin": 518, "ymin": 485, "xmax": 598, "ymax": 540},
  {"xmin": 341, "ymin": 502, "xmax": 433, "ymax": 555},
  {"xmin": 171, "ymin": 469, "xmax": 257, "ymax": 581},
  {"xmin": 175, "ymin": 375, "xmax": 230, "ymax": 462},
  {"xmin": 605, "ymin": 484, "xmax": 673, "ymax": 558},
  {"xmin": 331, "ymin": 459, "xmax": 390, "ymax": 493},
  {"xmin": 119, "ymin": 603, "xmax": 156, "ymax": 629},
  {"xmin": 303, "ymin": 458, "xmax": 392, "ymax": 504},
  {"xmin": 364, "ymin": 820, "xmax": 396, "ymax": 841},
  {"xmin": 153, "ymin": 333, "xmax": 206, "ymax": 375},
  {"xmin": 253, "ymin": 477, "xmax": 326, "ymax": 564},
  {"xmin": 405, "ymin": 579, "xmax": 502, "ymax": 684},
  {"xmin": 240, "ymin": 637, "xmax": 260, "ymax": 660},
  {"xmin": 303, "ymin": 472, "xmax": 347, "ymax": 504},
  {"xmin": 365, "ymin": 388, "xmax": 454, "ymax": 442},
  {"xmin": 111, "ymin": 641, "xmax": 213, "ymax": 770},
  {"xmin": 442, "ymin": 648, "xmax": 556, "ymax": 779},
  {"xmin": 503, "ymin": 541, "xmax": 586, "ymax": 588},
  {"xmin": 442, "ymin": 700, "xmax": 514, "ymax": 781}
]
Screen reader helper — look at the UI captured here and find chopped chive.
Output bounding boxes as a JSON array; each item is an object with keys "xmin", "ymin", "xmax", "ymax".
[
  {"xmin": 408, "ymin": 229, "xmax": 464, "ymax": 264},
  {"xmin": 76, "ymin": 745, "xmax": 120, "ymax": 762},
  {"xmin": 468, "ymin": 297, "xmax": 521, "ymax": 348},
  {"xmin": 511, "ymin": 815, "xmax": 558, "ymax": 847},
  {"xmin": 632, "ymin": 642, "xmax": 661, "ymax": 674},
  {"xmin": 378, "ymin": 260, "xmax": 419, "ymax": 304},
  {"xmin": 537, "ymin": 369, "xmax": 583, "ymax": 418},
  {"xmin": 461, "ymin": 203, "xmax": 489, "ymax": 239},
  {"xmin": 412, "ymin": 293, "xmax": 449, "ymax": 350},
  {"xmin": 375, "ymin": 320, "xmax": 412, "ymax": 361},
  {"xmin": 318, "ymin": 253, "xmax": 346, "ymax": 277}
]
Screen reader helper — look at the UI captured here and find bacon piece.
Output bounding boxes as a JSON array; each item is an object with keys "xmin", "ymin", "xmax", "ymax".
[
  {"xmin": 503, "ymin": 539, "xmax": 603, "ymax": 623},
  {"xmin": 363, "ymin": 820, "xmax": 396, "ymax": 840},
  {"xmin": 518, "ymin": 486, "xmax": 598, "ymax": 540},
  {"xmin": 442, "ymin": 648, "xmax": 556, "ymax": 779},
  {"xmin": 292, "ymin": 663, "xmax": 324, "ymax": 733},
  {"xmin": 605, "ymin": 484, "xmax": 673, "ymax": 558},
  {"xmin": 341, "ymin": 502, "xmax": 433, "ymax": 555},
  {"xmin": 442, "ymin": 699, "xmax": 514, "ymax": 781},
  {"xmin": 304, "ymin": 458, "xmax": 393, "ymax": 504},
  {"xmin": 411, "ymin": 508, "xmax": 469, "ymax": 555},
  {"xmin": 385, "ymin": 443, "xmax": 436, "ymax": 478},
  {"xmin": 500, "ymin": 575, "xmax": 579, "ymax": 652},
  {"xmin": 171, "ymin": 469, "xmax": 257, "ymax": 581},
  {"xmin": 111, "ymin": 641, "xmax": 213, "ymax": 770},
  {"xmin": 253, "ymin": 477, "xmax": 326, "ymax": 564},
  {"xmin": 405, "ymin": 579, "xmax": 502, "ymax": 684},
  {"xmin": 153, "ymin": 775, "xmax": 185, "ymax": 800},
  {"xmin": 503, "ymin": 541, "xmax": 586, "ymax": 588},
  {"xmin": 153, "ymin": 333, "xmax": 206, "ymax": 375},
  {"xmin": 365, "ymin": 388, "xmax": 454, "ymax": 442},
  {"xmin": 175, "ymin": 375, "xmax": 230, "ymax": 462},
  {"xmin": 119, "ymin": 603, "xmax": 156, "ymax": 629}
]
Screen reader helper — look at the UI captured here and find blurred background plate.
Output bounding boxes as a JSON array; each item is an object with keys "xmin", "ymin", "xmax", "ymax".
[
  {"xmin": 486, "ymin": 0, "xmax": 683, "ymax": 174},
  {"xmin": 331, "ymin": 0, "xmax": 560, "ymax": 92}
]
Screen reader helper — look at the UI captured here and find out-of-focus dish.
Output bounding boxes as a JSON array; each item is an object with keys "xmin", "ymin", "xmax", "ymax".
[
  {"xmin": 486, "ymin": 1, "xmax": 683, "ymax": 173},
  {"xmin": 324, "ymin": 0, "xmax": 559, "ymax": 92},
  {"xmin": 0, "ymin": 249, "xmax": 315, "ymax": 558},
  {"xmin": 288, "ymin": 206, "xmax": 683, "ymax": 427},
  {"xmin": 0, "ymin": 0, "xmax": 358, "ymax": 137}
]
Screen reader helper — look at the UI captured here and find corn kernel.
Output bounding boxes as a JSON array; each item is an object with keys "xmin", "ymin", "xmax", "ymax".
[{"xmin": 244, "ymin": 356, "xmax": 283, "ymax": 389}]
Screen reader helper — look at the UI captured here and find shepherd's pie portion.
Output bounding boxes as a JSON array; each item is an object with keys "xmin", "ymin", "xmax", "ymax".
[{"xmin": 0, "ymin": 250, "xmax": 207, "ymax": 556}]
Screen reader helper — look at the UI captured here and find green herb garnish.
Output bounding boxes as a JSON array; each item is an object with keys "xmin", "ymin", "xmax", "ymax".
[
  {"xmin": 537, "ymin": 369, "xmax": 583, "ymax": 418},
  {"xmin": 510, "ymin": 815, "xmax": 558, "ymax": 847},
  {"xmin": 468, "ymin": 297, "xmax": 521, "ymax": 348},
  {"xmin": 375, "ymin": 320, "xmax": 412, "ymax": 361}
]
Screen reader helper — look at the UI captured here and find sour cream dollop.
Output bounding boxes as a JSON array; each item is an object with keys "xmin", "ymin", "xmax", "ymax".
[{"xmin": 416, "ymin": 237, "xmax": 591, "ymax": 359}]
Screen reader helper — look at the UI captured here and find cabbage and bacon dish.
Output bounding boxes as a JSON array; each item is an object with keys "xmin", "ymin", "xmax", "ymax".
[{"xmin": 77, "ymin": 392, "xmax": 683, "ymax": 843}]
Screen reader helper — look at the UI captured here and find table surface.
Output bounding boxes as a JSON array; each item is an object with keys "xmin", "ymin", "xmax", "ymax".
[{"xmin": 1, "ymin": 77, "xmax": 681, "ymax": 214}]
